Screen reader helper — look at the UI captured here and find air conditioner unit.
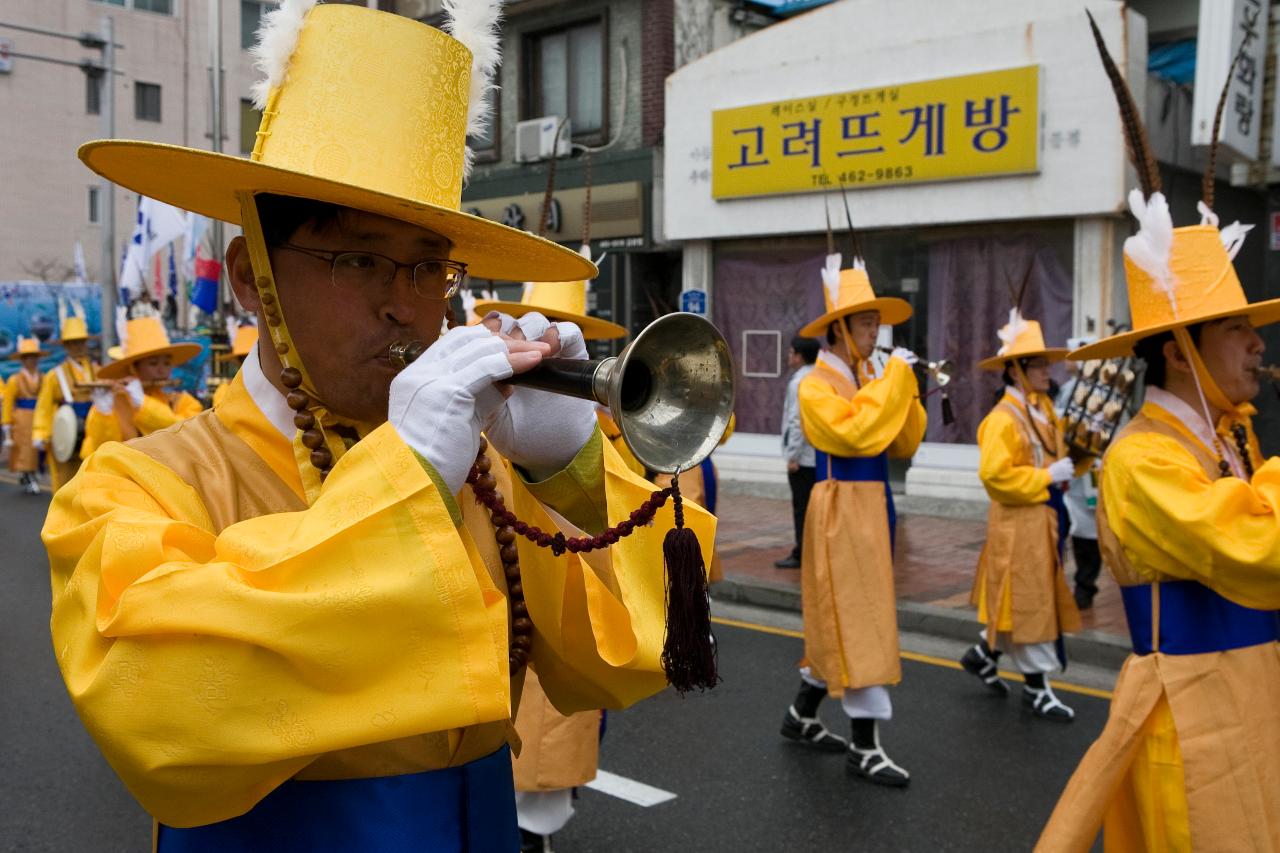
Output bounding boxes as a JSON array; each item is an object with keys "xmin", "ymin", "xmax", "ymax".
[{"xmin": 515, "ymin": 116, "xmax": 571, "ymax": 163}]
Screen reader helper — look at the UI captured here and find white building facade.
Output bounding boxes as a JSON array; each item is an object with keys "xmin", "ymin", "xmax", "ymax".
[{"xmin": 664, "ymin": 0, "xmax": 1144, "ymax": 499}]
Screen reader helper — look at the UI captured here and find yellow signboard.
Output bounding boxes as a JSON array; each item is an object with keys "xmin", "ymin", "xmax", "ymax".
[{"xmin": 711, "ymin": 65, "xmax": 1039, "ymax": 199}]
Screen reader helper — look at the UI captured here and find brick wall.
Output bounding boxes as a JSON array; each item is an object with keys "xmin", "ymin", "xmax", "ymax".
[{"xmin": 641, "ymin": 0, "xmax": 674, "ymax": 148}]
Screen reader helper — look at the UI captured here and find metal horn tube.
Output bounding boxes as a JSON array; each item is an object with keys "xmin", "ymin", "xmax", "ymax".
[{"xmin": 389, "ymin": 313, "xmax": 735, "ymax": 474}]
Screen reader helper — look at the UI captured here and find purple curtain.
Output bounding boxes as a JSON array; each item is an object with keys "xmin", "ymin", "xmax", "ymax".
[
  {"xmin": 926, "ymin": 237, "xmax": 1072, "ymax": 443},
  {"xmin": 713, "ymin": 249, "xmax": 828, "ymax": 434}
]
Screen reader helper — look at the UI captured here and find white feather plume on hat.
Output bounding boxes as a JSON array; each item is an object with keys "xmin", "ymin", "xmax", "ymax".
[
  {"xmin": 996, "ymin": 307, "xmax": 1028, "ymax": 356},
  {"xmin": 443, "ymin": 0, "xmax": 504, "ymax": 182},
  {"xmin": 248, "ymin": 0, "xmax": 318, "ymax": 111},
  {"xmin": 1124, "ymin": 189, "xmax": 1177, "ymax": 314},
  {"xmin": 821, "ymin": 253, "xmax": 841, "ymax": 307}
]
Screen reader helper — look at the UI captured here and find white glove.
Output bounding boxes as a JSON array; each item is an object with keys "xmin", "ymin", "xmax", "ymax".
[
  {"xmin": 1047, "ymin": 457, "xmax": 1075, "ymax": 484},
  {"xmin": 388, "ymin": 325, "xmax": 515, "ymax": 495},
  {"xmin": 868, "ymin": 348, "xmax": 889, "ymax": 380},
  {"xmin": 92, "ymin": 388, "xmax": 114, "ymax": 416},
  {"xmin": 124, "ymin": 378, "xmax": 145, "ymax": 409},
  {"xmin": 485, "ymin": 316, "xmax": 597, "ymax": 481},
  {"xmin": 2, "ymin": 424, "xmax": 11, "ymax": 448},
  {"xmin": 890, "ymin": 347, "xmax": 919, "ymax": 367},
  {"xmin": 33, "ymin": 438, "xmax": 45, "ymax": 451}
]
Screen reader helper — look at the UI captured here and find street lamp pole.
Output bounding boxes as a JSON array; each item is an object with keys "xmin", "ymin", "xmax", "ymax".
[
  {"xmin": 208, "ymin": 0, "xmax": 225, "ymax": 329},
  {"xmin": 99, "ymin": 14, "xmax": 116, "ymax": 348}
]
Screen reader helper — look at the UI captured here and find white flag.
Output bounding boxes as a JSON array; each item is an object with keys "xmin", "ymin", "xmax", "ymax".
[
  {"xmin": 119, "ymin": 196, "xmax": 189, "ymax": 297},
  {"xmin": 183, "ymin": 212, "xmax": 210, "ymax": 282},
  {"xmin": 73, "ymin": 240, "xmax": 88, "ymax": 285}
]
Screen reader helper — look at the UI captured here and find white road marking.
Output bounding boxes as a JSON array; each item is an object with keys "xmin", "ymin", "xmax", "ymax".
[{"xmin": 585, "ymin": 770, "xmax": 677, "ymax": 807}]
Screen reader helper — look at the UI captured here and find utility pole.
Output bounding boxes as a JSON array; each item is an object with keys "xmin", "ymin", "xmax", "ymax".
[
  {"xmin": 208, "ymin": 0, "xmax": 225, "ymax": 329},
  {"xmin": 100, "ymin": 15, "xmax": 116, "ymax": 348}
]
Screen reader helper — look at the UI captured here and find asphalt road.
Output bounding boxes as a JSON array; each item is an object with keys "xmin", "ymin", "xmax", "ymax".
[{"xmin": 1, "ymin": 476, "xmax": 1107, "ymax": 851}]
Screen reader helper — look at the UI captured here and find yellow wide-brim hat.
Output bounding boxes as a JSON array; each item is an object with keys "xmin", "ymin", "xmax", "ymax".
[
  {"xmin": 10, "ymin": 337, "xmax": 49, "ymax": 359},
  {"xmin": 76, "ymin": 4, "xmax": 594, "ymax": 285},
  {"xmin": 98, "ymin": 317, "xmax": 201, "ymax": 379},
  {"xmin": 55, "ymin": 316, "xmax": 93, "ymax": 343},
  {"xmin": 799, "ymin": 259, "xmax": 912, "ymax": 339},
  {"xmin": 472, "ymin": 245, "xmax": 626, "ymax": 340},
  {"xmin": 1072, "ymin": 193, "xmax": 1280, "ymax": 361},
  {"xmin": 978, "ymin": 311, "xmax": 1069, "ymax": 371},
  {"xmin": 217, "ymin": 325, "xmax": 259, "ymax": 361}
]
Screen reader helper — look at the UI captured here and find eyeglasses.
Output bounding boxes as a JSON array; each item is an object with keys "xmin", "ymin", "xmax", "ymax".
[{"xmin": 277, "ymin": 244, "xmax": 467, "ymax": 301}]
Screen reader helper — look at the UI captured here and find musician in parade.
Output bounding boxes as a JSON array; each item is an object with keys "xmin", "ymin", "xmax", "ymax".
[
  {"xmin": 1037, "ymin": 18, "xmax": 1280, "ymax": 850},
  {"xmin": 79, "ymin": 315, "xmax": 203, "ymax": 457},
  {"xmin": 3, "ymin": 337, "xmax": 48, "ymax": 496},
  {"xmin": 211, "ymin": 323, "xmax": 259, "ymax": 408},
  {"xmin": 45, "ymin": 2, "xmax": 715, "ymax": 850},
  {"xmin": 780, "ymin": 249, "xmax": 925, "ymax": 787},
  {"xmin": 31, "ymin": 313, "xmax": 100, "ymax": 492},
  {"xmin": 960, "ymin": 310, "xmax": 1082, "ymax": 720}
]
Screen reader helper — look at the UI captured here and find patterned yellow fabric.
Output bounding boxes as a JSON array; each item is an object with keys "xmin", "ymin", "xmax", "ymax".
[{"xmin": 44, "ymin": 375, "xmax": 713, "ymax": 828}]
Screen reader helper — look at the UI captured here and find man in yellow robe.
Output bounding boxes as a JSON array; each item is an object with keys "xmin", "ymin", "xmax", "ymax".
[
  {"xmin": 1037, "ymin": 21, "xmax": 1280, "ymax": 847},
  {"xmin": 779, "ymin": 251, "xmax": 925, "ymax": 786},
  {"xmin": 32, "ymin": 315, "xmax": 100, "ymax": 491},
  {"xmin": 962, "ymin": 311, "xmax": 1082, "ymax": 720},
  {"xmin": 3, "ymin": 337, "xmax": 48, "ymax": 495},
  {"xmin": 80, "ymin": 315, "xmax": 204, "ymax": 457},
  {"xmin": 47, "ymin": 3, "xmax": 714, "ymax": 851}
]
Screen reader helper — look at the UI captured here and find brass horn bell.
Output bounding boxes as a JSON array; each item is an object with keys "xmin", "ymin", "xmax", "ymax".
[{"xmin": 390, "ymin": 312, "xmax": 736, "ymax": 474}]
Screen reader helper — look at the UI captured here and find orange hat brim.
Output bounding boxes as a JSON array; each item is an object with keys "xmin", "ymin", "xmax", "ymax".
[
  {"xmin": 97, "ymin": 343, "xmax": 202, "ymax": 379},
  {"xmin": 1070, "ymin": 298, "xmax": 1280, "ymax": 361},
  {"xmin": 471, "ymin": 300, "xmax": 628, "ymax": 341},
  {"xmin": 977, "ymin": 348, "xmax": 1070, "ymax": 372},
  {"xmin": 798, "ymin": 297, "xmax": 913, "ymax": 339}
]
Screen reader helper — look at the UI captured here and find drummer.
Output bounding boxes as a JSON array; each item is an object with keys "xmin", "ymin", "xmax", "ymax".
[
  {"xmin": 32, "ymin": 314, "xmax": 100, "ymax": 491},
  {"xmin": 81, "ymin": 316, "xmax": 203, "ymax": 455},
  {"xmin": 3, "ymin": 337, "xmax": 49, "ymax": 495}
]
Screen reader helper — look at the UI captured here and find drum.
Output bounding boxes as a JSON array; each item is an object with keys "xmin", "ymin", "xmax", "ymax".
[{"xmin": 51, "ymin": 403, "xmax": 80, "ymax": 463}]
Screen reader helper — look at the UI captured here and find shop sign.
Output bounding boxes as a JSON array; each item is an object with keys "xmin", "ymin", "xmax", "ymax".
[
  {"xmin": 462, "ymin": 181, "xmax": 646, "ymax": 248},
  {"xmin": 680, "ymin": 289, "xmax": 707, "ymax": 316},
  {"xmin": 711, "ymin": 65, "xmax": 1039, "ymax": 199},
  {"xmin": 1195, "ymin": 0, "xmax": 1267, "ymax": 162}
]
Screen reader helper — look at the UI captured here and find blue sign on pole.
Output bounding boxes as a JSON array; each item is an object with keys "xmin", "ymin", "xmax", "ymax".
[{"xmin": 680, "ymin": 289, "xmax": 707, "ymax": 316}]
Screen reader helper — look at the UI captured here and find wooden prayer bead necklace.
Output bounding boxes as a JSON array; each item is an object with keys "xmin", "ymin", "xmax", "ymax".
[{"xmin": 1230, "ymin": 423, "xmax": 1255, "ymax": 480}]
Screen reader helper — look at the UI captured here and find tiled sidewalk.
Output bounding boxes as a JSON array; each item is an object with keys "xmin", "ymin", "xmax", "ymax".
[{"xmin": 714, "ymin": 490, "xmax": 1129, "ymax": 642}]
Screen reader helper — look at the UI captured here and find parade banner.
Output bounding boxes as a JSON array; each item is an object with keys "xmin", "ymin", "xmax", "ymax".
[{"xmin": 711, "ymin": 65, "xmax": 1040, "ymax": 199}]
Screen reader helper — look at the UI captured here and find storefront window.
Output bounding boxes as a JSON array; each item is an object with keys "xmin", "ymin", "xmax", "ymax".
[{"xmin": 713, "ymin": 220, "xmax": 1075, "ymax": 443}]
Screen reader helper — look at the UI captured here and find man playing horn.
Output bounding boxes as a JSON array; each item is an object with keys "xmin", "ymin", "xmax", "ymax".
[
  {"xmin": 960, "ymin": 308, "xmax": 1083, "ymax": 720},
  {"xmin": 1037, "ymin": 16, "xmax": 1280, "ymax": 850},
  {"xmin": 32, "ymin": 313, "xmax": 100, "ymax": 491},
  {"xmin": 45, "ymin": 2, "xmax": 714, "ymax": 850},
  {"xmin": 779, "ymin": 250, "xmax": 925, "ymax": 787},
  {"xmin": 79, "ymin": 315, "xmax": 203, "ymax": 456}
]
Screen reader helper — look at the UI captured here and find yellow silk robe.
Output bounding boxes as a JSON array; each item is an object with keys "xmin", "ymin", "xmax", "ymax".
[
  {"xmin": 595, "ymin": 409, "xmax": 645, "ymax": 478},
  {"xmin": 80, "ymin": 388, "xmax": 203, "ymax": 458},
  {"xmin": 972, "ymin": 392, "xmax": 1081, "ymax": 645},
  {"xmin": 1037, "ymin": 402, "xmax": 1280, "ymax": 853},
  {"xmin": 45, "ymin": 373, "xmax": 713, "ymax": 829},
  {"xmin": 512, "ymin": 666, "xmax": 600, "ymax": 791},
  {"xmin": 3, "ymin": 369, "xmax": 43, "ymax": 472},
  {"xmin": 798, "ymin": 356, "xmax": 926, "ymax": 692},
  {"xmin": 32, "ymin": 358, "xmax": 99, "ymax": 490}
]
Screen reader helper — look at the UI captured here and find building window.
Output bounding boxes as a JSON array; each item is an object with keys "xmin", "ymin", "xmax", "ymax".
[
  {"xmin": 135, "ymin": 81, "xmax": 161, "ymax": 122},
  {"xmin": 525, "ymin": 17, "xmax": 606, "ymax": 142},
  {"xmin": 89, "ymin": 187, "xmax": 101, "ymax": 224},
  {"xmin": 94, "ymin": 0, "xmax": 174, "ymax": 12},
  {"xmin": 240, "ymin": 99, "xmax": 262, "ymax": 155},
  {"xmin": 241, "ymin": 1, "xmax": 272, "ymax": 51},
  {"xmin": 86, "ymin": 71, "xmax": 102, "ymax": 115}
]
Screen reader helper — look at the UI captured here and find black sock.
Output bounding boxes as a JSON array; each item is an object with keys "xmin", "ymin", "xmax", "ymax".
[
  {"xmin": 1024, "ymin": 672, "xmax": 1046, "ymax": 690},
  {"xmin": 850, "ymin": 718, "xmax": 877, "ymax": 750},
  {"xmin": 979, "ymin": 640, "xmax": 1001, "ymax": 660},
  {"xmin": 793, "ymin": 681, "xmax": 825, "ymax": 718}
]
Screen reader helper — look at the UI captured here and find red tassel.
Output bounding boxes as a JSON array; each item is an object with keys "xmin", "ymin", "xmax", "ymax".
[{"xmin": 660, "ymin": 473, "xmax": 719, "ymax": 693}]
